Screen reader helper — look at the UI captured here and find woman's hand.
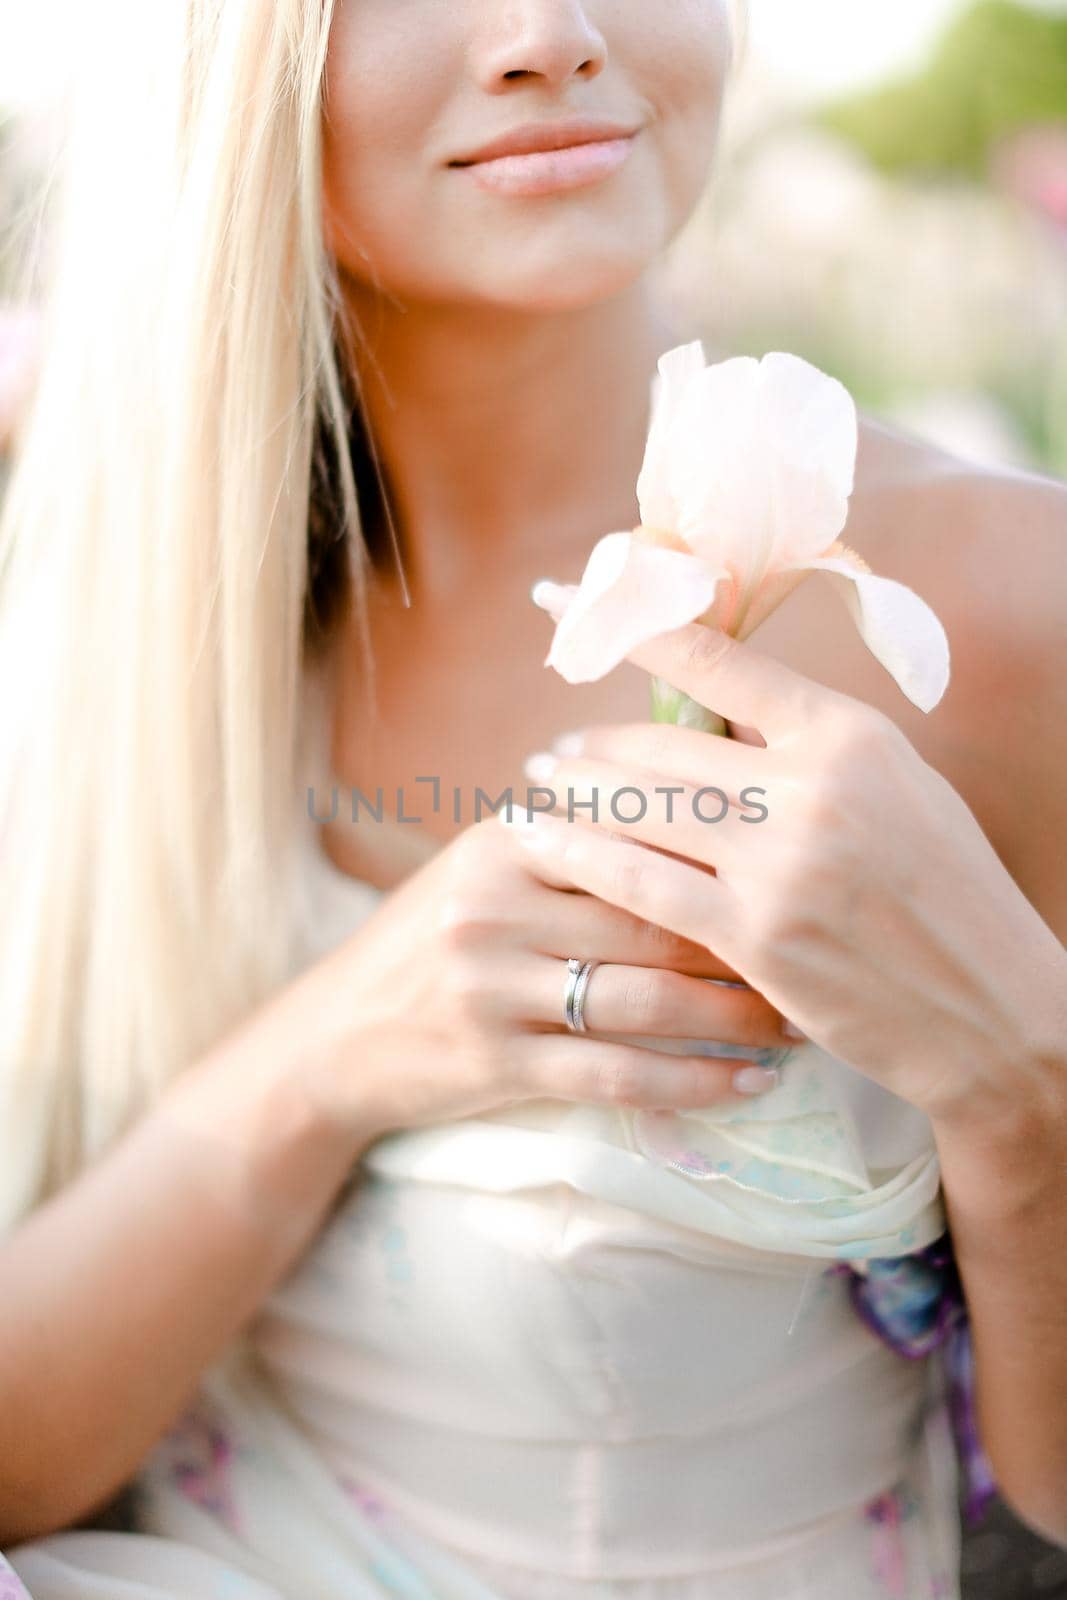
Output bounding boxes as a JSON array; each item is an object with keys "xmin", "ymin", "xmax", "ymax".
[
  {"xmin": 290, "ymin": 814, "xmax": 800, "ymax": 1155},
  {"xmin": 514, "ymin": 620, "xmax": 1066, "ymax": 1132}
]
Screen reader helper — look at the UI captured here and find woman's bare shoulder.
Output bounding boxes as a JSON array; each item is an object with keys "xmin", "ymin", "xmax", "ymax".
[
  {"xmin": 853, "ymin": 409, "xmax": 1067, "ymax": 927},
  {"xmin": 854, "ymin": 406, "xmax": 1059, "ymax": 500},
  {"xmin": 850, "ymin": 408, "xmax": 1066, "ymax": 671}
]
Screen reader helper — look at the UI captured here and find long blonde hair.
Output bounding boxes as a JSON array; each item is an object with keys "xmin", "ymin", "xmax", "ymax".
[
  {"xmin": 0, "ymin": 0, "xmax": 747, "ymax": 1231},
  {"xmin": 0, "ymin": 0, "xmax": 381, "ymax": 1228}
]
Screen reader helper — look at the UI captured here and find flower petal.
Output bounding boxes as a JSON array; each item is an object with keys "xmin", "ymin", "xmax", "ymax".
[
  {"xmin": 636, "ymin": 340, "xmax": 708, "ymax": 533},
  {"xmin": 667, "ymin": 352, "xmax": 858, "ymax": 580},
  {"xmin": 785, "ymin": 557, "xmax": 951, "ymax": 711},
  {"xmin": 543, "ymin": 531, "xmax": 727, "ymax": 685},
  {"xmin": 758, "ymin": 352, "xmax": 858, "ymax": 557},
  {"xmin": 667, "ymin": 355, "xmax": 763, "ymax": 562},
  {"xmin": 728, "ymin": 566, "xmax": 814, "ymax": 640}
]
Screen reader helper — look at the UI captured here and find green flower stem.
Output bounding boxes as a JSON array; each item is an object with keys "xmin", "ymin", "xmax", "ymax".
[{"xmin": 649, "ymin": 673, "xmax": 729, "ymax": 738}]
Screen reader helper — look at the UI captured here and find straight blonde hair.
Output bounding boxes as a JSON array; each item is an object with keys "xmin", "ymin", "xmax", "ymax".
[
  {"xmin": 0, "ymin": 0, "xmax": 746, "ymax": 1231},
  {"xmin": 0, "ymin": 0, "xmax": 380, "ymax": 1229}
]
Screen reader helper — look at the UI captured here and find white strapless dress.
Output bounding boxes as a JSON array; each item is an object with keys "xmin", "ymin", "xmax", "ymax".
[{"xmin": 4, "ymin": 817, "xmax": 966, "ymax": 1600}]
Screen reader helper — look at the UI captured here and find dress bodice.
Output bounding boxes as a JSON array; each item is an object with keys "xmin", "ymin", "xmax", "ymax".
[
  {"xmin": 0, "ymin": 814, "xmax": 968, "ymax": 1600},
  {"xmin": 241, "ymin": 817, "xmax": 964, "ymax": 1594}
]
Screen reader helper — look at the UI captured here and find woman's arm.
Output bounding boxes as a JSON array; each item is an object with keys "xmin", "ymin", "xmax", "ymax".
[
  {"xmin": 924, "ymin": 469, "xmax": 1067, "ymax": 1546},
  {"xmin": 933, "ymin": 1080, "xmax": 1067, "ymax": 1548},
  {"xmin": 0, "ymin": 972, "xmax": 364, "ymax": 1548}
]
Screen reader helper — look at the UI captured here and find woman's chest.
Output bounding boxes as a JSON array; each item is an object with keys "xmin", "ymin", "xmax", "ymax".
[
  {"xmin": 323, "ymin": 583, "xmax": 660, "ymax": 878},
  {"xmin": 321, "ymin": 500, "xmax": 960, "ymax": 889}
]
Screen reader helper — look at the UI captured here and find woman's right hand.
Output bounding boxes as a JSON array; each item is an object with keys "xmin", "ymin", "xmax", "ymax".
[{"xmin": 290, "ymin": 815, "xmax": 799, "ymax": 1156}]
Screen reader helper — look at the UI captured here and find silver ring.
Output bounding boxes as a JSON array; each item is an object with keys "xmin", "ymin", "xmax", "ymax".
[{"xmin": 563, "ymin": 957, "xmax": 600, "ymax": 1034}]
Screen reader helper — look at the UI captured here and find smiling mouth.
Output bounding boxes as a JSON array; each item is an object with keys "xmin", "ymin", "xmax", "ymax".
[
  {"xmin": 449, "ymin": 138, "xmax": 633, "ymax": 169},
  {"xmin": 447, "ymin": 135, "xmax": 639, "ymax": 197},
  {"xmin": 448, "ymin": 120, "xmax": 642, "ymax": 168}
]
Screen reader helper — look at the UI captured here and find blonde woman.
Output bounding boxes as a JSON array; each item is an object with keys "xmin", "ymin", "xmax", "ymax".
[{"xmin": 1, "ymin": 1, "xmax": 1066, "ymax": 1597}]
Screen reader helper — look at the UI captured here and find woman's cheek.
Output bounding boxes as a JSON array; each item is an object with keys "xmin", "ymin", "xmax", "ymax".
[
  {"xmin": 652, "ymin": 80, "xmax": 729, "ymax": 226},
  {"xmin": 321, "ymin": 77, "xmax": 429, "ymax": 276},
  {"xmin": 630, "ymin": 5, "xmax": 733, "ymax": 209}
]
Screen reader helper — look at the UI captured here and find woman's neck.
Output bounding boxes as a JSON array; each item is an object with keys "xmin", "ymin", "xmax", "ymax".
[{"xmin": 336, "ymin": 271, "xmax": 691, "ymax": 602}]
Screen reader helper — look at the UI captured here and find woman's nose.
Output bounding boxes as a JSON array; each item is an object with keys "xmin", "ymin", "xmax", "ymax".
[{"xmin": 474, "ymin": 0, "xmax": 608, "ymax": 91}]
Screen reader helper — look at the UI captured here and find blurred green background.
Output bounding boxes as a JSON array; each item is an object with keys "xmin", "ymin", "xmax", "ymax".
[{"xmin": 658, "ymin": 0, "xmax": 1067, "ymax": 477}]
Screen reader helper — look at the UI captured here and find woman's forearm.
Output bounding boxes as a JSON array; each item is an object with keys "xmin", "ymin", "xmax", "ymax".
[
  {"xmin": 932, "ymin": 1042, "xmax": 1067, "ymax": 1548},
  {"xmin": 0, "ymin": 988, "xmax": 366, "ymax": 1548}
]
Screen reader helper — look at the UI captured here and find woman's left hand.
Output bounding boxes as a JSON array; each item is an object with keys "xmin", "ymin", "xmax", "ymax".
[{"xmin": 512, "ymin": 621, "xmax": 1066, "ymax": 1131}]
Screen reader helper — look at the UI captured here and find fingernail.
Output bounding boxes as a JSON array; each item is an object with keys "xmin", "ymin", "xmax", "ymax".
[
  {"xmin": 499, "ymin": 810, "xmax": 553, "ymax": 848},
  {"xmin": 733, "ymin": 1064, "xmax": 780, "ymax": 1096},
  {"xmin": 552, "ymin": 731, "xmax": 585, "ymax": 757},
  {"xmin": 531, "ymin": 580, "xmax": 569, "ymax": 614},
  {"xmin": 754, "ymin": 1047, "xmax": 792, "ymax": 1070},
  {"xmin": 524, "ymin": 751, "xmax": 558, "ymax": 783},
  {"xmin": 781, "ymin": 1019, "xmax": 807, "ymax": 1041}
]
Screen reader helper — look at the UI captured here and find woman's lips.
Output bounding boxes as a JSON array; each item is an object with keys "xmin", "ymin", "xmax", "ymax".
[{"xmin": 453, "ymin": 135, "xmax": 637, "ymax": 197}]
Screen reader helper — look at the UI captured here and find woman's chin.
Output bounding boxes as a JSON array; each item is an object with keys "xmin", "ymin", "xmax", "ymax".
[{"xmin": 464, "ymin": 250, "xmax": 655, "ymax": 314}]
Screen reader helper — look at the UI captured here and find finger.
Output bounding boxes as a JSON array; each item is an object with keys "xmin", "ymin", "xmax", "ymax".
[
  {"xmin": 505, "ymin": 807, "xmax": 726, "ymax": 901},
  {"xmin": 521, "ymin": 882, "xmax": 743, "ymax": 979},
  {"xmin": 549, "ymin": 720, "xmax": 769, "ymax": 784},
  {"xmin": 504, "ymin": 810, "xmax": 732, "ymax": 954},
  {"xmin": 627, "ymin": 622, "xmax": 843, "ymax": 747},
  {"xmin": 517, "ymin": 1033, "xmax": 784, "ymax": 1111},
  {"xmin": 528, "ymin": 754, "xmax": 762, "ymax": 877},
  {"xmin": 503, "ymin": 800, "xmax": 727, "ymax": 901},
  {"xmin": 523, "ymin": 955, "xmax": 794, "ymax": 1048}
]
